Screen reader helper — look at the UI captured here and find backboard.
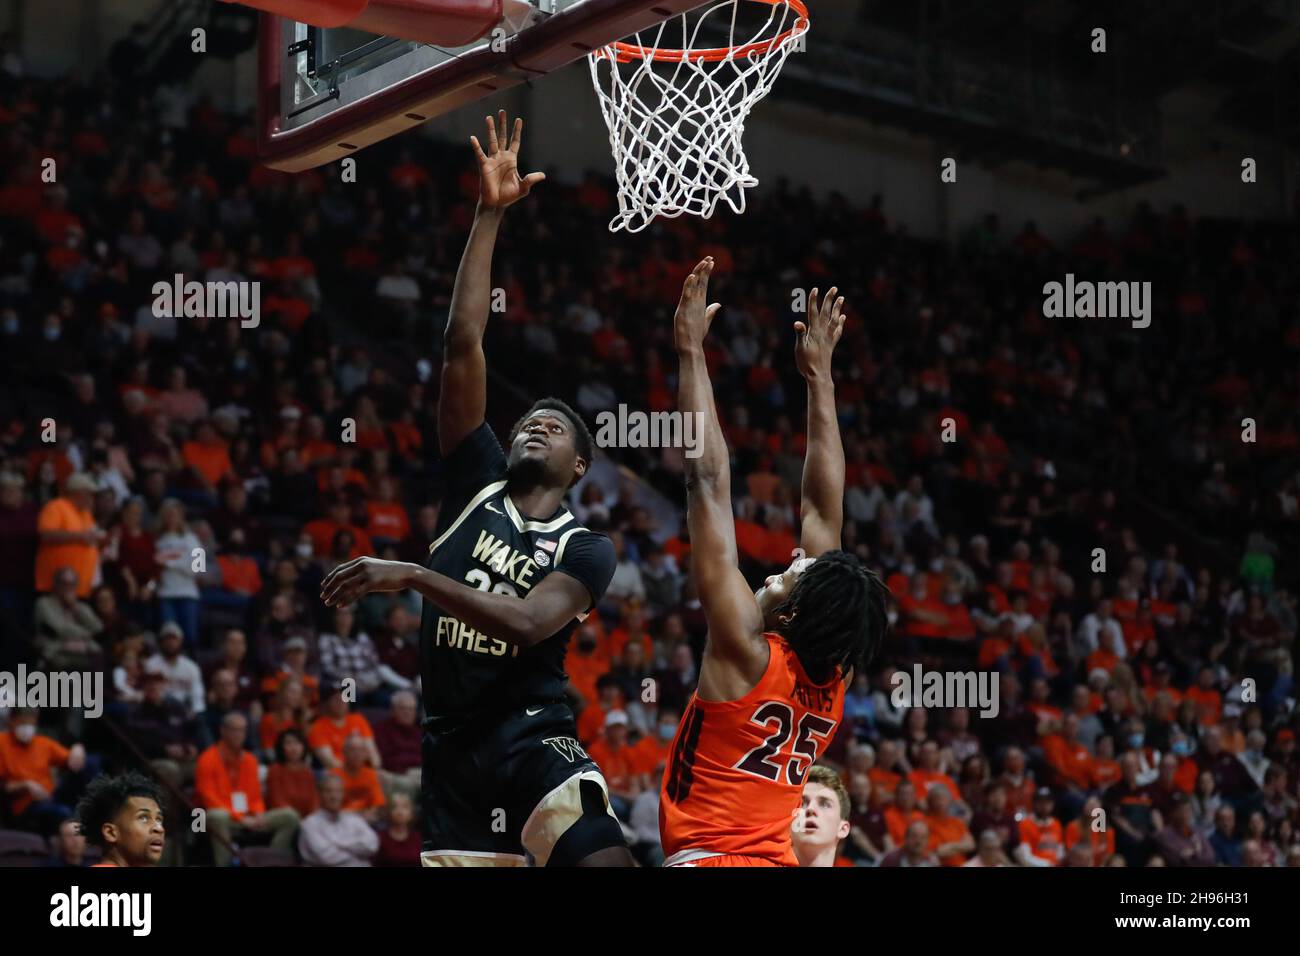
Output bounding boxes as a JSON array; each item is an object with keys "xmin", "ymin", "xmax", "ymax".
[{"xmin": 256, "ymin": 0, "xmax": 706, "ymax": 172}]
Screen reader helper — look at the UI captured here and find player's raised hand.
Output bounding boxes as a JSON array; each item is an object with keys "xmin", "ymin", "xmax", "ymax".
[
  {"xmin": 470, "ymin": 110, "xmax": 546, "ymax": 211},
  {"xmin": 320, "ymin": 556, "xmax": 416, "ymax": 607},
  {"xmin": 794, "ymin": 285, "xmax": 846, "ymax": 380},
  {"xmin": 673, "ymin": 257, "xmax": 722, "ymax": 354}
]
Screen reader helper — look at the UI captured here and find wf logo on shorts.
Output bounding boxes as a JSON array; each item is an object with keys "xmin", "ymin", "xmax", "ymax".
[{"xmin": 542, "ymin": 736, "xmax": 589, "ymax": 763}]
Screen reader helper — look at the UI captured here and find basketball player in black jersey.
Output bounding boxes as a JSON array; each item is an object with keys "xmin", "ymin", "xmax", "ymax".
[{"xmin": 321, "ymin": 111, "xmax": 632, "ymax": 867}]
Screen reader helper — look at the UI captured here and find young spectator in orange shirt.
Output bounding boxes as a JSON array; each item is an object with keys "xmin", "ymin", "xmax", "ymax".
[{"xmin": 332, "ymin": 734, "xmax": 387, "ymax": 823}]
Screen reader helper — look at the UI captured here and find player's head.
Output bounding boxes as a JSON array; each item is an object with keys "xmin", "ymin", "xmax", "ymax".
[
  {"xmin": 75, "ymin": 771, "xmax": 166, "ymax": 866},
  {"xmin": 760, "ymin": 550, "xmax": 889, "ymax": 684},
  {"xmin": 507, "ymin": 398, "xmax": 594, "ymax": 491},
  {"xmin": 793, "ymin": 765, "xmax": 851, "ymax": 866}
]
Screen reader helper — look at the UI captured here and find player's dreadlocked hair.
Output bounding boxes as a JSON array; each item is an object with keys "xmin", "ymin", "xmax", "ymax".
[
  {"xmin": 75, "ymin": 771, "xmax": 165, "ymax": 848},
  {"xmin": 772, "ymin": 550, "xmax": 890, "ymax": 684},
  {"xmin": 508, "ymin": 397, "xmax": 595, "ymax": 477}
]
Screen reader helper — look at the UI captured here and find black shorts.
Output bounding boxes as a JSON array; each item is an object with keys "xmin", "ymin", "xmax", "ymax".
[{"xmin": 420, "ymin": 700, "xmax": 626, "ymax": 866}]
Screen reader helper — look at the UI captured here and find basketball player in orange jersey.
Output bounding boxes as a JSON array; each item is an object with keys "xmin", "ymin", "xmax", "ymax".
[
  {"xmin": 660, "ymin": 258, "xmax": 889, "ymax": 867},
  {"xmin": 75, "ymin": 772, "xmax": 166, "ymax": 867}
]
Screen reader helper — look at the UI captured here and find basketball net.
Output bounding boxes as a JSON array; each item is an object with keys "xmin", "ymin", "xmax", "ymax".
[{"xmin": 587, "ymin": 0, "xmax": 809, "ymax": 233}]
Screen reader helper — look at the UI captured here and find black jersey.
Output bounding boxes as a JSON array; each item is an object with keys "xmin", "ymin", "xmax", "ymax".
[{"xmin": 420, "ymin": 422, "xmax": 616, "ymax": 719}]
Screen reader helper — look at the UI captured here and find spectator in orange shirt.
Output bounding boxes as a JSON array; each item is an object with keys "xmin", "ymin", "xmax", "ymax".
[
  {"xmin": 923, "ymin": 784, "xmax": 974, "ymax": 866},
  {"xmin": 1184, "ymin": 666, "xmax": 1223, "ymax": 727},
  {"xmin": 576, "ymin": 676, "xmax": 622, "ymax": 746},
  {"xmin": 868, "ymin": 739, "xmax": 904, "ymax": 804},
  {"xmin": 998, "ymin": 746, "xmax": 1037, "ymax": 815},
  {"xmin": 567, "ymin": 621, "xmax": 608, "ymax": 707},
  {"xmin": 181, "ymin": 420, "xmax": 232, "ymax": 491},
  {"xmin": 909, "ymin": 740, "xmax": 962, "ymax": 804},
  {"xmin": 35, "ymin": 472, "xmax": 102, "ymax": 597},
  {"xmin": 631, "ymin": 706, "xmax": 678, "ymax": 777},
  {"xmin": 1017, "ymin": 787, "xmax": 1065, "ymax": 866},
  {"xmin": 1091, "ymin": 735, "xmax": 1122, "ymax": 790},
  {"xmin": 213, "ymin": 527, "xmax": 262, "ymax": 598},
  {"xmin": 0, "ymin": 708, "xmax": 89, "ymax": 834},
  {"xmin": 332, "ymin": 734, "xmax": 387, "ymax": 823},
  {"xmin": 265, "ymin": 728, "xmax": 319, "ymax": 818},
  {"xmin": 884, "ymin": 779, "xmax": 926, "ymax": 845},
  {"xmin": 194, "ymin": 711, "xmax": 300, "ymax": 866},
  {"xmin": 308, "ymin": 686, "xmax": 379, "ymax": 769},
  {"xmin": 365, "ymin": 475, "xmax": 411, "ymax": 544},
  {"xmin": 303, "ymin": 498, "xmax": 373, "ymax": 561},
  {"xmin": 794, "ymin": 766, "xmax": 854, "ymax": 867},
  {"xmin": 606, "ymin": 601, "xmax": 654, "ymax": 664},
  {"xmin": 1065, "ymin": 795, "xmax": 1116, "ymax": 866},
  {"xmin": 584, "ymin": 710, "xmax": 642, "ymax": 819},
  {"xmin": 1042, "ymin": 714, "xmax": 1094, "ymax": 813}
]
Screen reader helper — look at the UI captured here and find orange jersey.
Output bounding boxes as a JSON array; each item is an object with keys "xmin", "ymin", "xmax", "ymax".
[{"xmin": 659, "ymin": 634, "xmax": 844, "ymax": 867}]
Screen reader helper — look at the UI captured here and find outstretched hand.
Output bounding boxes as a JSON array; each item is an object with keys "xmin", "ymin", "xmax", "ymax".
[
  {"xmin": 795, "ymin": 286, "xmax": 846, "ymax": 380},
  {"xmin": 470, "ymin": 110, "xmax": 545, "ymax": 211},
  {"xmin": 320, "ymin": 556, "xmax": 415, "ymax": 608},
  {"xmin": 674, "ymin": 257, "xmax": 722, "ymax": 354}
]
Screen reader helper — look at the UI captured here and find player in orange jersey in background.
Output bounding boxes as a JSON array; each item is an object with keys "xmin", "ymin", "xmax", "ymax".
[{"xmin": 659, "ymin": 259, "xmax": 889, "ymax": 867}]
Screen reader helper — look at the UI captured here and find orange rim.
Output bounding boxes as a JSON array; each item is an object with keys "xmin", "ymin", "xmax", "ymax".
[{"xmin": 602, "ymin": 0, "xmax": 809, "ymax": 64}]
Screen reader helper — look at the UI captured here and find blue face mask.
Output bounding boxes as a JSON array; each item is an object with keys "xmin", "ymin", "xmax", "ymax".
[
  {"xmin": 1128, "ymin": 733, "xmax": 1145, "ymax": 749},
  {"xmin": 658, "ymin": 723, "xmax": 676, "ymax": 742},
  {"xmin": 1171, "ymin": 740, "xmax": 1192, "ymax": 756}
]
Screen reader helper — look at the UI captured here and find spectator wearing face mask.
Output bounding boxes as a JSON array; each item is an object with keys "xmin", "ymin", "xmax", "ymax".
[
  {"xmin": 0, "ymin": 709, "xmax": 91, "ymax": 835},
  {"xmin": 632, "ymin": 705, "xmax": 678, "ymax": 778}
]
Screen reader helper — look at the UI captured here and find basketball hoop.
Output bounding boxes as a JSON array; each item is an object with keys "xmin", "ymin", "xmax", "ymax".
[{"xmin": 588, "ymin": 0, "xmax": 809, "ymax": 233}]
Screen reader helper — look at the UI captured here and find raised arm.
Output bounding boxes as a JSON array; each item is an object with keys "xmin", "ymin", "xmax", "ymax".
[
  {"xmin": 438, "ymin": 110, "xmax": 545, "ymax": 456},
  {"xmin": 794, "ymin": 287, "xmax": 847, "ymax": 558},
  {"xmin": 674, "ymin": 259, "xmax": 767, "ymax": 684}
]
